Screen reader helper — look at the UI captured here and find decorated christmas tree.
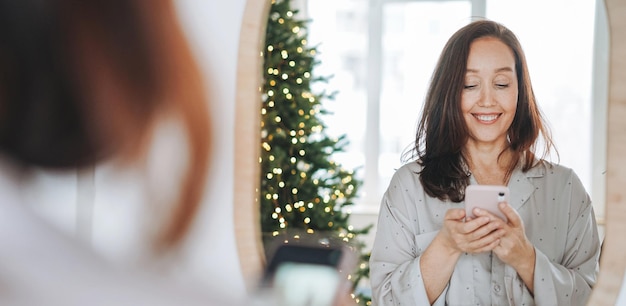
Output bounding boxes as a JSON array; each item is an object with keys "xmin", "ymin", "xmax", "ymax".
[{"xmin": 259, "ymin": 0, "xmax": 371, "ymax": 304}]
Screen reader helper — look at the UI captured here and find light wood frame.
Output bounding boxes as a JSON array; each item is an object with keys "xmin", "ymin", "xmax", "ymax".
[
  {"xmin": 233, "ymin": 0, "xmax": 271, "ymax": 291},
  {"xmin": 588, "ymin": 0, "xmax": 626, "ymax": 304}
]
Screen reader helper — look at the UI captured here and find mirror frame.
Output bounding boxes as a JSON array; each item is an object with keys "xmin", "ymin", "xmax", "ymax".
[
  {"xmin": 588, "ymin": 0, "xmax": 626, "ymax": 304},
  {"xmin": 233, "ymin": 0, "xmax": 270, "ymax": 291},
  {"xmin": 234, "ymin": 0, "xmax": 626, "ymax": 303}
]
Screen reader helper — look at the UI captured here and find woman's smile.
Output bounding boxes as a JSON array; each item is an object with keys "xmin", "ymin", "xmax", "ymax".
[{"xmin": 472, "ymin": 113, "xmax": 501, "ymax": 124}]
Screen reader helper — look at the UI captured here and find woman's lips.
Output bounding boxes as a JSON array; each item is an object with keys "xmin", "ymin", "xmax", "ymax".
[{"xmin": 473, "ymin": 113, "xmax": 501, "ymax": 123}]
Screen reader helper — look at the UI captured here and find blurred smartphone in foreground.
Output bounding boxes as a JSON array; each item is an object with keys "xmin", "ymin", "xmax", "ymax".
[
  {"xmin": 255, "ymin": 239, "xmax": 357, "ymax": 306},
  {"xmin": 465, "ymin": 185, "xmax": 509, "ymax": 222}
]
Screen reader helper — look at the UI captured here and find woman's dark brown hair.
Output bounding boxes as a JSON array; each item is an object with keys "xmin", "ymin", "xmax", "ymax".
[
  {"xmin": 0, "ymin": 0, "xmax": 210, "ymax": 251},
  {"xmin": 403, "ymin": 19, "xmax": 554, "ymax": 202}
]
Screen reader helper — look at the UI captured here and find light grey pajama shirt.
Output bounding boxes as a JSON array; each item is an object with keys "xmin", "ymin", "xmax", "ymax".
[{"xmin": 370, "ymin": 160, "xmax": 600, "ymax": 306}]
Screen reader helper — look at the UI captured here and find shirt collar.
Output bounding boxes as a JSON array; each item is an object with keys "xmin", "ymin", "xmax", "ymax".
[
  {"xmin": 507, "ymin": 160, "xmax": 547, "ymax": 210},
  {"xmin": 466, "ymin": 158, "xmax": 546, "ymax": 211}
]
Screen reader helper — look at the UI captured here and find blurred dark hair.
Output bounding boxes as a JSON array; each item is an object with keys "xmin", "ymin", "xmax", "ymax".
[
  {"xmin": 403, "ymin": 19, "xmax": 555, "ymax": 202},
  {"xmin": 0, "ymin": 0, "xmax": 211, "ymax": 251}
]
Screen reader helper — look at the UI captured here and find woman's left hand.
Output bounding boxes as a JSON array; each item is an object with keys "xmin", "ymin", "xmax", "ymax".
[
  {"xmin": 490, "ymin": 203, "xmax": 535, "ymax": 267},
  {"xmin": 473, "ymin": 202, "xmax": 536, "ymax": 292}
]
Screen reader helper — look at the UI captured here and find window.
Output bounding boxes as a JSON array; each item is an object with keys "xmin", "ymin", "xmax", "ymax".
[{"xmin": 307, "ymin": 0, "xmax": 604, "ymax": 222}]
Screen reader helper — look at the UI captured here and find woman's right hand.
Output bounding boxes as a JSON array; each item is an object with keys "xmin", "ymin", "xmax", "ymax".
[
  {"xmin": 438, "ymin": 208, "xmax": 506, "ymax": 254},
  {"xmin": 420, "ymin": 208, "xmax": 505, "ymax": 303}
]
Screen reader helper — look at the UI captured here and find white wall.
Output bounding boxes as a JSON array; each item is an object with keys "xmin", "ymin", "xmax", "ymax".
[{"xmin": 169, "ymin": 0, "xmax": 248, "ymax": 292}]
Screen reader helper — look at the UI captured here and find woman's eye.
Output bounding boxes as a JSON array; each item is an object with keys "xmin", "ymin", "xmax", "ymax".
[
  {"xmin": 464, "ymin": 84, "xmax": 477, "ymax": 89},
  {"xmin": 496, "ymin": 84, "xmax": 509, "ymax": 88}
]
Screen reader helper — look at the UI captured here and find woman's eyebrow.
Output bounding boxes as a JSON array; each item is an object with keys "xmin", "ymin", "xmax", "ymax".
[{"xmin": 466, "ymin": 67, "xmax": 514, "ymax": 73}]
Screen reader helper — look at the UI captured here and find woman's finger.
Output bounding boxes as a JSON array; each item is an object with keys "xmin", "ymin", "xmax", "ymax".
[
  {"xmin": 498, "ymin": 202, "xmax": 522, "ymax": 227},
  {"xmin": 444, "ymin": 208, "xmax": 467, "ymax": 221}
]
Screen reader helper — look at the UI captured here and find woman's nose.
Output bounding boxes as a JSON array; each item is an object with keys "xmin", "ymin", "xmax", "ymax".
[{"xmin": 477, "ymin": 87, "xmax": 496, "ymax": 107}]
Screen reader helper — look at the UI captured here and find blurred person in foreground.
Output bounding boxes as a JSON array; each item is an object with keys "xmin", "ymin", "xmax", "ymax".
[
  {"xmin": 0, "ymin": 1, "xmax": 363, "ymax": 305},
  {"xmin": 0, "ymin": 1, "xmax": 238, "ymax": 305}
]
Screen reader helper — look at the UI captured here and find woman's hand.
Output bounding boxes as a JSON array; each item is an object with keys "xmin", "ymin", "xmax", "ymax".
[
  {"xmin": 422, "ymin": 207, "xmax": 505, "ymax": 303},
  {"xmin": 474, "ymin": 202, "xmax": 536, "ymax": 292},
  {"xmin": 438, "ymin": 208, "xmax": 506, "ymax": 255}
]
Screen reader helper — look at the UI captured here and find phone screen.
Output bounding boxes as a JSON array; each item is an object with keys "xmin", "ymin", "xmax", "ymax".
[
  {"xmin": 273, "ymin": 262, "xmax": 340, "ymax": 306},
  {"xmin": 259, "ymin": 244, "xmax": 348, "ymax": 306}
]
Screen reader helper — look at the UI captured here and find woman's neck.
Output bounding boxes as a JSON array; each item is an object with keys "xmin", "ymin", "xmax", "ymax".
[{"xmin": 463, "ymin": 143, "xmax": 514, "ymax": 186}]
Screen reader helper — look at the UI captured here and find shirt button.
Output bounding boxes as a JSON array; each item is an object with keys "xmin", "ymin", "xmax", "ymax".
[{"xmin": 494, "ymin": 284, "xmax": 501, "ymax": 293}]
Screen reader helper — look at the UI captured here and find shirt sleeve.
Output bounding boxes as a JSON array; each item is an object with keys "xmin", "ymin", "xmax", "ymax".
[
  {"xmin": 532, "ymin": 170, "xmax": 601, "ymax": 306},
  {"xmin": 369, "ymin": 169, "xmax": 446, "ymax": 306}
]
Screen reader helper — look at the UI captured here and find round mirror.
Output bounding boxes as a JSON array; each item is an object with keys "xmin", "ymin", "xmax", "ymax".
[{"xmin": 234, "ymin": 0, "xmax": 626, "ymax": 304}]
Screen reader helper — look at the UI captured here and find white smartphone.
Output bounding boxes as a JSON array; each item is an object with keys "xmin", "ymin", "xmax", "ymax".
[{"xmin": 465, "ymin": 185, "xmax": 509, "ymax": 222}]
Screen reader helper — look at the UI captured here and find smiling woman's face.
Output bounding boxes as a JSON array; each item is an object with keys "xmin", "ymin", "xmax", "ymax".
[{"xmin": 461, "ymin": 36, "xmax": 518, "ymax": 149}]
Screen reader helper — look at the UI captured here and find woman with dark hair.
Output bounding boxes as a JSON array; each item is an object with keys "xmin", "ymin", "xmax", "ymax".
[
  {"xmin": 0, "ymin": 1, "xmax": 233, "ymax": 305},
  {"xmin": 369, "ymin": 20, "xmax": 600, "ymax": 305}
]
